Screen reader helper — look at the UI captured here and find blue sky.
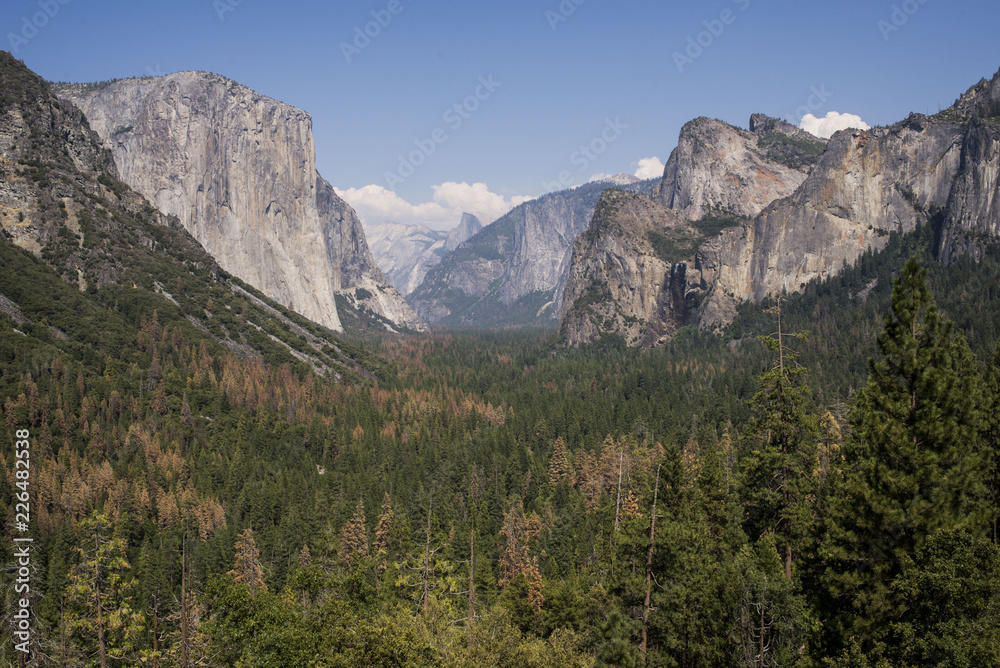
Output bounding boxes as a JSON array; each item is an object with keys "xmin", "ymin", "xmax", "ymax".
[{"xmin": 4, "ymin": 0, "xmax": 1000, "ymax": 229}]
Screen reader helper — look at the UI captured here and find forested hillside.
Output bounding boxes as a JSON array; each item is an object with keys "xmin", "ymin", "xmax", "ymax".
[{"xmin": 2, "ymin": 54, "xmax": 1000, "ymax": 667}]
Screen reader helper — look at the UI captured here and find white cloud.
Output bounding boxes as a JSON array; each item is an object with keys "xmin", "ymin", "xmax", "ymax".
[
  {"xmin": 799, "ymin": 111, "xmax": 870, "ymax": 139},
  {"xmin": 634, "ymin": 156, "xmax": 665, "ymax": 180},
  {"xmin": 337, "ymin": 182, "xmax": 531, "ymax": 232},
  {"xmin": 432, "ymin": 182, "xmax": 532, "ymax": 224}
]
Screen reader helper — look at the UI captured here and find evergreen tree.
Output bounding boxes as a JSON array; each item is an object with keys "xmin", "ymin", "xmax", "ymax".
[
  {"xmin": 888, "ymin": 528, "xmax": 1000, "ymax": 667},
  {"xmin": 374, "ymin": 492, "xmax": 394, "ymax": 586},
  {"xmin": 339, "ymin": 497, "xmax": 369, "ymax": 568},
  {"xmin": 549, "ymin": 436, "xmax": 572, "ymax": 487},
  {"xmin": 983, "ymin": 344, "xmax": 1000, "ymax": 541},
  {"xmin": 823, "ymin": 257, "xmax": 993, "ymax": 653},
  {"xmin": 740, "ymin": 301, "xmax": 819, "ymax": 580},
  {"xmin": 374, "ymin": 492, "xmax": 394, "ymax": 562},
  {"xmin": 228, "ymin": 528, "xmax": 266, "ymax": 594},
  {"xmin": 64, "ymin": 512, "xmax": 147, "ymax": 667},
  {"xmin": 596, "ymin": 609, "xmax": 640, "ymax": 668}
]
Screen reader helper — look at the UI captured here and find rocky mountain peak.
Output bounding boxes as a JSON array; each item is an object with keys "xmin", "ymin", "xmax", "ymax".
[
  {"xmin": 654, "ymin": 114, "xmax": 824, "ymax": 221},
  {"xmin": 562, "ymin": 65, "xmax": 1000, "ymax": 348},
  {"xmin": 599, "ymin": 173, "xmax": 643, "ymax": 186},
  {"xmin": 446, "ymin": 212, "xmax": 483, "ymax": 251},
  {"xmin": 748, "ymin": 113, "xmax": 819, "ymax": 142},
  {"xmin": 948, "ymin": 66, "xmax": 1000, "ymax": 121},
  {"xmin": 407, "ymin": 178, "xmax": 659, "ymax": 326}
]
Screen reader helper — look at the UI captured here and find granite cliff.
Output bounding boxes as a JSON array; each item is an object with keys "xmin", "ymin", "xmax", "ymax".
[
  {"xmin": 56, "ymin": 71, "xmax": 425, "ymax": 333},
  {"xmin": 654, "ymin": 114, "xmax": 826, "ymax": 220},
  {"xmin": 561, "ymin": 69, "xmax": 1000, "ymax": 347},
  {"xmin": 0, "ymin": 54, "xmax": 371, "ymax": 379},
  {"xmin": 560, "ymin": 190, "xmax": 700, "ymax": 347}
]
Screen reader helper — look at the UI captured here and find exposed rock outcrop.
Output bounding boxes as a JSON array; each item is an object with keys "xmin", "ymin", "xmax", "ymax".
[
  {"xmin": 364, "ymin": 221, "xmax": 448, "ymax": 296},
  {"xmin": 654, "ymin": 114, "xmax": 826, "ymax": 220},
  {"xmin": 364, "ymin": 213, "xmax": 483, "ymax": 296},
  {"xmin": 560, "ymin": 190, "xmax": 698, "ymax": 347},
  {"xmin": 56, "ymin": 71, "xmax": 425, "ymax": 333},
  {"xmin": 561, "ymin": 69, "xmax": 1000, "ymax": 347}
]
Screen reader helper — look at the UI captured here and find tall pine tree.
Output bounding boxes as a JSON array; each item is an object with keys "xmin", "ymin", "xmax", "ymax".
[
  {"xmin": 823, "ymin": 257, "xmax": 993, "ymax": 654},
  {"xmin": 740, "ymin": 300, "xmax": 820, "ymax": 581}
]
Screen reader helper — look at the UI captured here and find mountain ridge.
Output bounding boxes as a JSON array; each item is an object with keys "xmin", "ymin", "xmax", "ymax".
[
  {"xmin": 560, "ymin": 69, "xmax": 1000, "ymax": 347},
  {"xmin": 407, "ymin": 177, "xmax": 659, "ymax": 327},
  {"xmin": 0, "ymin": 53, "xmax": 376, "ymax": 380}
]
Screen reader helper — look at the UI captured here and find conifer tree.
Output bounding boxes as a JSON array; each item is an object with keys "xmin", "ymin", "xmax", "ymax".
[
  {"xmin": 228, "ymin": 528, "xmax": 267, "ymax": 594},
  {"xmin": 824, "ymin": 257, "xmax": 993, "ymax": 651},
  {"xmin": 374, "ymin": 492, "xmax": 393, "ymax": 560},
  {"xmin": 548, "ymin": 436, "xmax": 572, "ymax": 487},
  {"xmin": 740, "ymin": 300, "xmax": 819, "ymax": 580},
  {"xmin": 339, "ymin": 497, "xmax": 369, "ymax": 568},
  {"xmin": 373, "ymin": 492, "xmax": 393, "ymax": 585},
  {"xmin": 498, "ymin": 501, "xmax": 545, "ymax": 613},
  {"xmin": 983, "ymin": 344, "xmax": 1000, "ymax": 541},
  {"xmin": 64, "ymin": 512, "xmax": 147, "ymax": 667}
]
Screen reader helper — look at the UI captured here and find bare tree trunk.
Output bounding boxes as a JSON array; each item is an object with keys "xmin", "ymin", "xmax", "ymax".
[
  {"xmin": 760, "ymin": 600, "xmax": 766, "ymax": 668},
  {"xmin": 468, "ymin": 521, "xmax": 475, "ymax": 636},
  {"xmin": 181, "ymin": 535, "xmax": 190, "ymax": 668},
  {"xmin": 96, "ymin": 534, "xmax": 107, "ymax": 668},
  {"xmin": 640, "ymin": 465, "xmax": 661, "ymax": 661},
  {"xmin": 614, "ymin": 452, "xmax": 623, "ymax": 532},
  {"xmin": 422, "ymin": 499, "xmax": 433, "ymax": 615}
]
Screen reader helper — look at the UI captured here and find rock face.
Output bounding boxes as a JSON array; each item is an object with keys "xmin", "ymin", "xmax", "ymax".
[
  {"xmin": 676, "ymin": 114, "xmax": 969, "ymax": 332},
  {"xmin": 560, "ymin": 69, "xmax": 1000, "ymax": 347},
  {"xmin": 560, "ymin": 190, "xmax": 698, "ymax": 347},
  {"xmin": 56, "ymin": 72, "xmax": 425, "ymax": 333},
  {"xmin": 0, "ymin": 54, "xmax": 374, "ymax": 380},
  {"xmin": 938, "ymin": 70, "xmax": 1000, "ymax": 263},
  {"xmin": 654, "ymin": 114, "xmax": 826, "ymax": 220},
  {"xmin": 446, "ymin": 213, "xmax": 483, "ymax": 251},
  {"xmin": 409, "ymin": 176, "xmax": 657, "ymax": 326}
]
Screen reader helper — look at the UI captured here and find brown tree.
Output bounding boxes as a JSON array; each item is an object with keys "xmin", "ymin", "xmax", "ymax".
[
  {"xmin": 498, "ymin": 501, "xmax": 545, "ymax": 612},
  {"xmin": 548, "ymin": 436, "xmax": 572, "ymax": 487},
  {"xmin": 339, "ymin": 497, "xmax": 369, "ymax": 567},
  {"xmin": 228, "ymin": 528, "xmax": 266, "ymax": 594}
]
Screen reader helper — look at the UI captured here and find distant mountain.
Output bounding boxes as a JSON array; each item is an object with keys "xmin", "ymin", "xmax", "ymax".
[
  {"xmin": 407, "ymin": 177, "xmax": 658, "ymax": 326},
  {"xmin": 560, "ymin": 69, "xmax": 1000, "ymax": 347},
  {"xmin": 54, "ymin": 71, "xmax": 425, "ymax": 334},
  {"xmin": 597, "ymin": 173, "xmax": 643, "ymax": 187},
  {"xmin": 365, "ymin": 213, "xmax": 482, "ymax": 296},
  {"xmin": 446, "ymin": 212, "xmax": 484, "ymax": 251},
  {"xmin": 0, "ymin": 53, "xmax": 375, "ymax": 379},
  {"xmin": 364, "ymin": 222, "xmax": 448, "ymax": 296}
]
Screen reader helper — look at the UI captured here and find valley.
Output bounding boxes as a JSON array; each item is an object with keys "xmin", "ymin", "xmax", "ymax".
[{"xmin": 1, "ymin": 49, "xmax": 1000, "ymax": 667}]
